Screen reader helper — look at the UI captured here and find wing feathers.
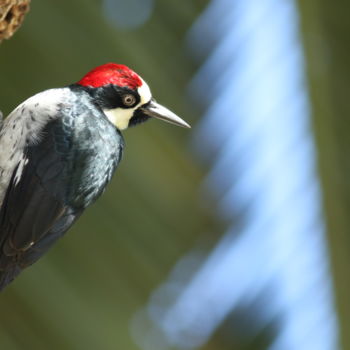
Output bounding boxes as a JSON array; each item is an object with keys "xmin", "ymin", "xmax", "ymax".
[{"xmin": 0, "ymin": 129, "xmax": 79, "ymax": 289}]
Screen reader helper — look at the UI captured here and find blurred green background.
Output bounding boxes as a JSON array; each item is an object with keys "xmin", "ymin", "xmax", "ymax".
[
  {"xmin": 1, "ymin": 0, "xmax": 350, "ymax": 349},
  {"xmin": 0, "ymin": 1, "xmax": 213, "ymax": 349}
]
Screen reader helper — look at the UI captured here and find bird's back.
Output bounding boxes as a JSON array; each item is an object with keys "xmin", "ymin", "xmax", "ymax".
[{"xmin": 0, "ymin": 88, "xmax": 123, "ymax": 289}]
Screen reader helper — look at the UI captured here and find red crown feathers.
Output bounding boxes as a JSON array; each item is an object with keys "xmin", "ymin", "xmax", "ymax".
[{"xmin": 78, "ymin": 63, "xmax": 143, "ymax": 90}]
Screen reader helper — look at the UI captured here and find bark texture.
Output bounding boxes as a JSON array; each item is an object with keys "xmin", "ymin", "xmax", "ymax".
[{"xmin": 0, "ymin": 0, "xmax": 30, "ymax": 42}]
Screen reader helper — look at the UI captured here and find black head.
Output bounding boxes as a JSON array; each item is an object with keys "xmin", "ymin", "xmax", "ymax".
[{"xmin": 74, "ymin": 63, "xmax": 190, "ymax": 130}]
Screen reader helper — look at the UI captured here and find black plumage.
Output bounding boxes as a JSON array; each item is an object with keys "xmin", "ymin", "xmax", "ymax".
[
  {"xmin": 0, "ymin": 62, "xmax": 189, "ymax": 290},
  {"xmin": 0, "ymin": 90, "xmax": 123, "ymax": 289}
]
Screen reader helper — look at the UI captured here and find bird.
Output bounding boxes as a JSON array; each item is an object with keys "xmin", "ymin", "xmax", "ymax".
[{"xmin": 0, "ymin": 63, "xmax": 190, "ymax": 290}]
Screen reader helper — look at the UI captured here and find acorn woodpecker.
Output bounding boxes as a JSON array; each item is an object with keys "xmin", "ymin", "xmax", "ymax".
[{"xmin": 0, "ymin": 63, "xmax": 190, "ymax": 290}]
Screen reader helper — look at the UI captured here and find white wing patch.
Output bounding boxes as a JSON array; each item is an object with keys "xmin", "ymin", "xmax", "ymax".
[{"xmin": 14, "ymin": 156, "xmax": 29, "ymax": 185}]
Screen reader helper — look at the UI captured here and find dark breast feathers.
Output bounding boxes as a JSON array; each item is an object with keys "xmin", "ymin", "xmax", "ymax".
[{"xmin": 0, "ymin": 88, "xmax": 123, "ymax": 289}]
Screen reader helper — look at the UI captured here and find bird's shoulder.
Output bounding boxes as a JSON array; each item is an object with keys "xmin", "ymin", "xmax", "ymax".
[
  {"xmin": 0, "ymin": 87, "xmax": 123, "ymax": 207},
  {"xmin": 0, "ymin": 88, "xmax": 78, "ymax": 149}
]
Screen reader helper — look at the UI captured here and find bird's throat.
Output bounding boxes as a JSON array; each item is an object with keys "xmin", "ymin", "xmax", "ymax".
[{"xmin": 103, "ymin": 108, "xmax": 133, "ymax": 130}]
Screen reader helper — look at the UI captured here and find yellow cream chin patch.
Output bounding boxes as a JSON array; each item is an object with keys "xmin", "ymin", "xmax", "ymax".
[{"xmin": 103, "ymin": 108, "xmax": 131, "ymax": 130}]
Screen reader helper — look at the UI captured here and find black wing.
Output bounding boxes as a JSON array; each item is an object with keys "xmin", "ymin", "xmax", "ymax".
[
  {"xmin": 0, "ymin": 104, "xmax": 123, "ymax": 290},
  {"xmin": 0, "ymin": 125, "xmax": 84, "ymax": 289}
]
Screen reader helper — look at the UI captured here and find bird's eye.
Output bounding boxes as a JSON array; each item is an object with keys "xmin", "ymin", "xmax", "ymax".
[{"xmin": 122, "ymin": 94, "xmax": 136, "ymax": 107}]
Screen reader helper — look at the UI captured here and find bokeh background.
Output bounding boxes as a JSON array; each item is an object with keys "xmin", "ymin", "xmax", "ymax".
[{"xmin": 0, "ymin": 0, "xmax": 349, "ymax": 349}]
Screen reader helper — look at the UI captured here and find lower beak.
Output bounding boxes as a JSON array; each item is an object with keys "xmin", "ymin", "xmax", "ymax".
[{"xmin": 140, "ymin": 100, "xmax": 191, "ymax": 128}]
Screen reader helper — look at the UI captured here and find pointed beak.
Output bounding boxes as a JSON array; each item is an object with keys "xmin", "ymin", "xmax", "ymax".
[{"xmin": 140, "ymin": 100, "xmax": 191, "ymax": 128}]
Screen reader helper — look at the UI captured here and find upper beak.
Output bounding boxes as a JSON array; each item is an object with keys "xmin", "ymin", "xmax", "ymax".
[{"xmin": 140, "ymin": 100, "xmax": 191, "ymax": 128}]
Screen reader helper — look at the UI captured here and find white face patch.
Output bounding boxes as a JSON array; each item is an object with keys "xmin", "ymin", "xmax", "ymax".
[
  {"xmin": 103, "ymin": 78, "xmax": 152, "ymax": 130},
  {"xmin": 138, "ymin": 78, "xmax": 152, "ymax": 105}
]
